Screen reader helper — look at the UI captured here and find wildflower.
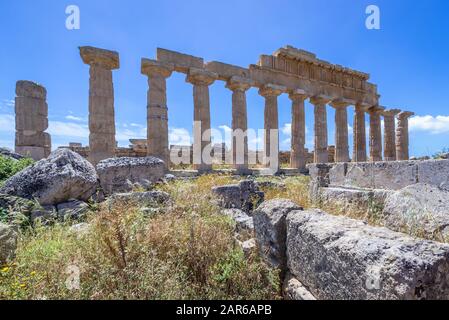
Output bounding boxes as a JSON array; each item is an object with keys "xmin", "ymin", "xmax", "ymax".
[{"xmin": 1, "ymin": 266, "xmax": 10, "ymax": 273}]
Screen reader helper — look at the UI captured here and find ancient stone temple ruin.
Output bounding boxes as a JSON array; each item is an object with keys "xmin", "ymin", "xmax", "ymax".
[
  {"xmin": 14, "ymin": 81, "xmax": 51, "ymax": 160},
  {"xmin": 14, "ymin": 45, "xmax": 415, "ymax": 171}
]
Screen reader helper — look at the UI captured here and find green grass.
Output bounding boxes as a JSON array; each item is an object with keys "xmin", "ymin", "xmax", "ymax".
[{"xmin": 1, "ymin": 174, "xmax": 280, "ymax": 300}]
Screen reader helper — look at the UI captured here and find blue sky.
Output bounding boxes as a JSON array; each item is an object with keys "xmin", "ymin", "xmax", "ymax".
[{"xmin": 0, "ymin": 0, "xmax": 448, "ymax": 157}]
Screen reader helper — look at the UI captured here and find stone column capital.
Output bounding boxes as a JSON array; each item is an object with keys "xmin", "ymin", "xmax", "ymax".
[
  {"xmin": 79, "ymin": 46, "xmax": 120, "ymax": 70},
  {"xmin": 310, "ymin": 95, "xmax": 332, "ymax": 106},
  {"xmin": 354, "ymin": 102, "xmax": 371, "ymax": 112},
  {"xmin": 288, "ymin": 89, "xmax": 308, "ymax": 101},
  {"xmin": 381, "ymin": 108, "xmax": 401, "ymax": 117},
  {"xmin": 368, "ymin": 105, "xmax": 386, "ymax": 114},
  {"xmin": 186, "ymin": 67, "xmax": 218, "ymax": 86},
  {"xmin": 259, "ymin": 84, "xmax": 286, "ymax": 98},
  {"xmin": 398, "ymin": 111, "xmax": 415, "ymax": 119},
  {"xmin": 226, "ymin": 76, "xmax": 253, "ymax": 92},
  {"xmin": 330, "ymin": 98, "xmax": 355, "ymax": 109},
  {"xmin": 141, "ymin": 59, "xmax": 174, "ymax": 78}
]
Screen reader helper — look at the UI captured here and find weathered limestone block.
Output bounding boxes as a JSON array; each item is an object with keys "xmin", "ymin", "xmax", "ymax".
[
  {"xmin": 317, "ymin": 186, "xmax": 391, "ymax": 215},
  {"xmin": 417, "ymin": 160, "xmax": 449, "ymax": 187},
  {"xmin": 0, "ymin": 149, "xmax": 98, "ymax": 206},
  {"xmin": 96, "ymin": 157, "xmax": 165, "ymax": 195},
  {"xmin": 56, "ymin": 200, "xmax": 90, "ymax": 221},
  {"xmin": 328, "ymin": 163, "xmax": 347, "ymax": 186},
  {"xmin": 110, "ymin": 191, "xmax": 171, "ymax": 207},
  {"xmin": 283, "ymin": 272, "xmax": 317, "ymax": 301},
  {"xmin": 383, "ymin": 183, "xmax": 449, "ymax": 240},
  {"xmin": 0, "ymin": 223, "xmax": 18, "ymax": 264},
  {"xmin": 205, "ymin": 61, "xmax": 250, "ymax": 80},
  {"xmin": 15, "ymin": 80, "xmax": 51, "ymax": 160},
  {"xmin": 79, "ymin": 46, "xmax": 119, "ymax": 165},
  {"xmin": 253, "ymin": 199, "xmax": 302, "ymax": 272},
  {"xmin": 221, "ymin": 208, "xmax": 254, "ymax": 233},
  {"xmin": 212, "ymin": 180, "xmax": 264, "ymax": 213},
  {"xmin": 157, "ymin": 48, "xmax": 204, "ymax": 73},
  {"xmin": 344, "ymin": 161, "xmax": 417, "ymax": 190},
  {"xmin": 30, "ymin": 204, "xmax": 57, "ymax": 223},
  {"xmin": 287, "ymin": 209, "xmax": 449, "ymax": 300}
]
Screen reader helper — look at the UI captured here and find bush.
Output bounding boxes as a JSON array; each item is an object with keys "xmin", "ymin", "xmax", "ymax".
[{"xmin": 0, "ymin": 155, "xmax": 34, "ymax": 185}]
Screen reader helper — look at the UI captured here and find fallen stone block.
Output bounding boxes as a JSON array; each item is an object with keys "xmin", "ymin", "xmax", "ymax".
[
  {"xmin": 110, "ymin": 191, "xmax": 171, "ymax": 207},
  {"xmin": 222, "ymin": 209, "xmax": 254, "ymax": 233},
  {"xmin": 383, "ymin": 183, "xmax": 449, "ymax": 240},
  {"xmin": 283, "ymin": 272, "xmax": 316, "ymax": 301},
  {"xmin": 0, "ymin": 149, "xmax": 98, "ymax": 205},
  {"xmin": 417, "ymin": 160, "xmax": 449, "ymax": 187},
  {"xmin": 287, "ymin": 209, "xmax": 449, "ymax": 300},
  {"xmin": 57, "ymin": 200, "xmax": 90, "ymax": 221},
  {"xmin": 212, "ymin": 180, "xmax": 264, "ymax": 213},
  {"xmin": 97, "ymin": 157, "xmax": 165, "ymax": 195},
  {"xmin": 253, "ymin": 199, "xmax": 302, "ymax": 272}
]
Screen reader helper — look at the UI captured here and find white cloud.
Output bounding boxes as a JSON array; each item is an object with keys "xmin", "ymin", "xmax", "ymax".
[
  {"xmin": 281, "ymin": 123, "xmax": 291, "ymax": 136},
  {"xmin": 48, "ymin": 121, "xmax": 89, "ymax": 138},
  {"xmin": 218, "ymin": 125, "xmax": 232, "ymax": 133},
  {"xmin": 169, "ymin": 128, "xmax": 191, "ymax": 146},
  {"xmin": 65, "ymin": 115, "xmax": 85, "ymax": 122},
  {"xmin": 0, "ymin": 114, "xmax": 15, "ymax": 132},
  {"xmin": 409, "ymin": 115, "xmax": 449, "ymax": 134}
]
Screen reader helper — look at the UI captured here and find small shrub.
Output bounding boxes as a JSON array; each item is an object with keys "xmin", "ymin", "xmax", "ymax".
[{"xmin": 0, "ymin": 155, "xmax": 34, "ymax": 184}]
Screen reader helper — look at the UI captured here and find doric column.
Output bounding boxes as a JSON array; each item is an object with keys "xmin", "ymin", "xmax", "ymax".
[
  {"xmin": 330, "ymin": 99, "xmax": 352, "ymax": 163},
  {"xmin": 381, "ymin": 109, "xmax": 401, "ymax": 161},
  {"xmin": 141, "ymin": 59, "xmax": 174, "ymax": 167},
  {"xmin": 289, "ymin": 89, "xmax": 308, "ymax": 170},
  {"xmin": 396, "ymin": 111, "xmax": 415, "ymax": 161},
  {"xmin": 259, "ymin": 84, "xmax": 285, "ymax": 170},
  {"xmin": 353, "ymin": 103, "xmax": 369, "ymax": 162},
  {"xmin": 186, "ymin": 68, "xmax": 218, "ymax": 172},
  {"xmin": 226, "ymin": 76, "xmax": 252, "ymax": 174},
  {"xmin": 310, "ymin": 95, "xmax": 331, "ymax": 164},
  {"xmin": 80, "ymin": 46, "xmax": 119, "ymax": 165},
  {"xmin": 368, "ymin": 105, "xmax": 385, "ymax": 162},
  {"xmin": 14, "ymin": 80, "xmax": 51, "ymax": 160}
]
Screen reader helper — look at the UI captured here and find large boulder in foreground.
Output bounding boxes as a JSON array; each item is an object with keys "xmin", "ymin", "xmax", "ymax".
[
  {"xmin": 383, "ymin": 183, "xmax": 449, "ymax": 240},
  {"xmin": 287, "ymin": 209, "xmax": 449, "ymax": 300},
  {"xmin": 0, "ymin": 149, "xmax": 98, "ymax": 206},
  {"xmin": 0, "ymin": 223, "xmax": 18, "ymax": 264},
  {"xmin": 97, "ymin": 157, "xmax": 165, "ymax": 195},
  {"xmin": 253, "ymin": 199, "xmax": 302, "ymax": 272}
]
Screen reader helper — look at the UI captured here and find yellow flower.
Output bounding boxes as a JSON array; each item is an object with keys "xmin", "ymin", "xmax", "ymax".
[
  {"xmin": 1, "ymin": 267, "xmax": 10, "ymax": 273},
  {"xmin": 20, "ymin": 283, "xmax": 26, "ymax": 288},
  {"xmin": 30, "ymin": 271, "xmax": 37, "ymax": 276}
]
